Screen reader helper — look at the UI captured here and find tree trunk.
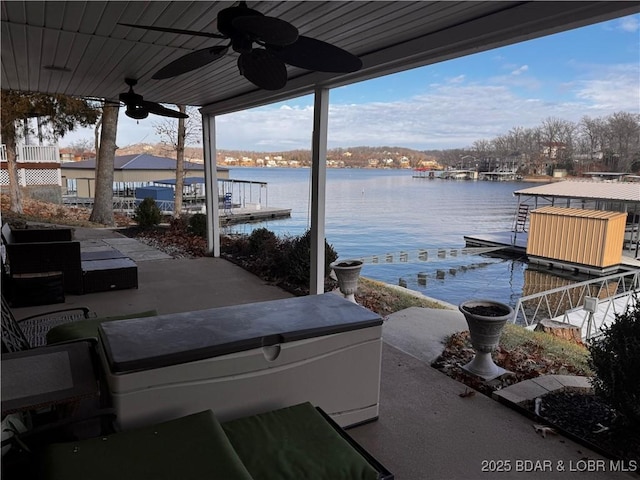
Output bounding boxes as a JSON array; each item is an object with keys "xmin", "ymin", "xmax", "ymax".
[
  {"xmin": 89, "ymin": 103, "xmax": 118, "ymax": 225},
  {"xmin": 534, "ymin": 319, "xmax": 583, "ymax": 345},
  {"xmin": 4, "ymin": 134, "xmax": 23, "ymax": 214},
  {"xmin": 174, "ymin": 105, "xmax": 186, "ymax": 217},
  {"xmin": 94, "ymin": 115, "xmax": 102, "ymax": 159}
]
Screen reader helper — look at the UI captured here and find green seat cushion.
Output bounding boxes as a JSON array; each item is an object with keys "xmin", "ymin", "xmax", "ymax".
[
  {"xmin": 43, "ymin": 410, "xmax": 254, "ymax": 480},
  {"xmin": 222, "ymin": 402, "xmax": 379, "ymax": 480},
  {"xmin": 46, "ymin": 310, "xmax": 157, "ymax": 345}
]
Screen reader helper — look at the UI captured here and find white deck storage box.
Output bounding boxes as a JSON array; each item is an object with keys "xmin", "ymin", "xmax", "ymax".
[{"xmin": 98, "ymin": 294, "xmax": 383, "ymax": 430}]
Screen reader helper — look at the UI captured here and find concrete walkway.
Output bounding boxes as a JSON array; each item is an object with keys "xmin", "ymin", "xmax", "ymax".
[
  {"xmin": 73, "ymin": 227, "xmax": 173, "ymax": 262},
  {"xmin": 355, "ymin": 307, "xmax": 635, "ymax": 479},
  {"xmin": 11, "ymin": 226, "xmax": 636, "ymax": 479}
]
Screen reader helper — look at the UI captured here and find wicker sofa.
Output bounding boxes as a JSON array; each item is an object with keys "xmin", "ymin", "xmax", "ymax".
[{"xmin": 1, "ymin": 224, "xmax": 83, "ymax": 297}]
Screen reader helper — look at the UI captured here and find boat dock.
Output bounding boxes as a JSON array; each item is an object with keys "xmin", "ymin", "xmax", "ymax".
[
  {"xmin": 220, "ymin": 207, "xmax": 291, "ymax": 225},
  {"xmin": 465, "ymin": 179, "xmax": 640, "ymax": 275},
  {"xmin": 464, "ymin": 230, "xmax": 640, "ymax": 273},
  {"xmin": 462, "ymin": 231, "xmax": 527, "ymax": 255},
  {"xmin": 65, "ymin": 193, "xmax": 291, "ymax": 226}
]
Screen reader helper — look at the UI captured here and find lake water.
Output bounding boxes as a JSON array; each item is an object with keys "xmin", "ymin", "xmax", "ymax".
[{"xmin": 224, "ymin": 167, "xmax": 583, "ymax": 308}]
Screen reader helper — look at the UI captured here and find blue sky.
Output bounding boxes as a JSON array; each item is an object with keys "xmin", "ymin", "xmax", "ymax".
[{"xmin": 60, "ymin": 13, "xmax": 640, "ymax": 152}]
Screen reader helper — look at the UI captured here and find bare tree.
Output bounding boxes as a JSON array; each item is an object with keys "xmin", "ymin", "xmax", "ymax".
[
  {"xmin": 604, "ymin": 112, "xmax": 640, "ymax": 172},
  {"xmin": 89, "ymin": 102, "xmax": 119, "ymax": 225},
  {"xmin": 538, "ymin": 117, "xmax": 577, "ymax": 171},
  {"xmin": 153, "ymin": 106, "xmax": 201, "ymax": 217},
  {"xmin": 577, "ymin": 116, "xmax": 607, "ymax": 171},
  {"xmin": 68, "ymin": 138, "xmax": 94, "ymax": 159}
]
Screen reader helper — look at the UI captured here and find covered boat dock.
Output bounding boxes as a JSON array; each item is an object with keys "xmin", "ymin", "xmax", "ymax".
[{"xmin": 464, "ymin": 180, "xmax": 640, "ymax": 270}]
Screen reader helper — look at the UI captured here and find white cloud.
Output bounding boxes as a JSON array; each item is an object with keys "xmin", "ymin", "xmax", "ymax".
[
  {"xmin": 568, "ymin": 63, "xmax": 640, "ymax": 111},
  {"xmin": 618, "ymin": 16, "xmax": 639, "ymax": 32},
  {"xmin": 60, "ymin": 111, "xmax": 181, "ymax": 149},
  {"xmin": 510, "ymin": 65, "xmax": 529, "ymax": 75},
  {"xmin": 155, "ymin": 58, "xmax": 639, "ymax": 152},
  {"xmin": 59, "ymin": 52, "xmax": 639, "ymax": 152}
]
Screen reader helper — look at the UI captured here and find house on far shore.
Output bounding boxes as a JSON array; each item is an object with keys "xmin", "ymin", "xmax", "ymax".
[{"xmin": 61, "ymin": 153, "xmax": 229, "ymax": 198}]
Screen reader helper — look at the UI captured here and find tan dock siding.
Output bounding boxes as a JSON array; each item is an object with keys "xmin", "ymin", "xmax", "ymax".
[{"xmin": 527, "ymin": 207, "xmax": 627, "ymax": 268}]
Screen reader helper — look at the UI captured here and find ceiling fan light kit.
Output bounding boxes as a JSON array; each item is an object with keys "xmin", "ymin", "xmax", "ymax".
[
  {"xmin": 118, "ymin": 78, "xmax": 188, "ymax": 119},
  {"xmin": 125, "ymin": 105, "xmax": 149, "ymax": 120},
  {"xmin": 120, "ymin": 1, "xmax": 362, "ymax": 91}
]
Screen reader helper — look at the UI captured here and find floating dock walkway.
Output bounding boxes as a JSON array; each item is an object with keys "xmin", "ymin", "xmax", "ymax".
[
  {"xmin": 220, "ymin": 207, "xmax": 291, "ymax": 225},
  {"xmin": 462, "ymin": 231, "xmax": 527, "ymax": 255}
]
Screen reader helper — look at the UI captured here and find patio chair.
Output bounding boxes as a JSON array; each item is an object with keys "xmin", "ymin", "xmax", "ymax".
[
  {"xmin": 1, "ymin": 297, "xmax": 116, "ymax": 477},
  {"xmin": 44, "ymin": 309, "xmax": 157, "ymax": 346},
  {"xmin": 1, "ymin": 295, "xmax": 94, "ymax": 352}
]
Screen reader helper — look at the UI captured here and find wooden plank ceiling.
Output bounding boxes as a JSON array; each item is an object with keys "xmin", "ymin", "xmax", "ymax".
[{"xmin": 1, "ymin": 1, "xmax": 638, "ymax": 115}]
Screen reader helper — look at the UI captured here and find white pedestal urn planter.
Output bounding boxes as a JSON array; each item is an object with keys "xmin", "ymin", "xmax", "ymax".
[
  {"xmin": 330, "ymin": 260, "xmax": 363, "ymax": 303},
  {"xmin": 458, "ymin": 299, "xmax": 515, "ymax": 381}
]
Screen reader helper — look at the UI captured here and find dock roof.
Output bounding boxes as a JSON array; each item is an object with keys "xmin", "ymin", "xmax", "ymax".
[
  {"xmin": 514, "ymin": 180, "xmax": 640, "ymax": 203},
  {"xmin": 61, "ymin": 154, "xmax": 216, "ymax": 172}
]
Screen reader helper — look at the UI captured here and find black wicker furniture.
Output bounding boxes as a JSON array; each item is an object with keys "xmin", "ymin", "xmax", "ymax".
[
  {"xmin": 2, "ymin": 224, "xmax": 83, "ymax": 296},
  {"xmin": 1, "ymin": 295, "xmax": 94, "ymax": 351},
  {"xmin": 81, "ymin": 254, "xmax": 138, "ymax": 293}
]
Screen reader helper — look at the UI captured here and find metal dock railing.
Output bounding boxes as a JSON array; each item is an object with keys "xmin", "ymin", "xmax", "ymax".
[{"xmin": 513, "ymin": 269, "xmax": 640, "ymax": 340}]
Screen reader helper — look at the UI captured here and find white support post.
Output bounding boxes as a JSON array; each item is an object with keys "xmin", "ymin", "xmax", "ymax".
[
  {"xmin": 202, "ymin": 113, "xmax": 220, "ymax": 257},
  {"xmin": 310, "ymin": 88, "xmax": 330, "ymax": 295}
]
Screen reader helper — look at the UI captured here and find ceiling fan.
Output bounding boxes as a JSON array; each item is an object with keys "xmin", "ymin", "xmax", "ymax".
[
  {"xmin": 119, "ymin": 1, "xmax": 363, "ymax": 91},
  {"xmin": 118, "ymin": 78, "xmax": 189, "ymax": 120}
]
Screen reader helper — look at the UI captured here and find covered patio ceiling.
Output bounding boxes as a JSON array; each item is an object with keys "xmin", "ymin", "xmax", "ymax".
[
  {"xmin": 3, "ymin": 1, "xmax": 639, "ymax": 293},
  {"xmin": 2, "ymin": 1, "xmax": 638, "ymax": 116}
]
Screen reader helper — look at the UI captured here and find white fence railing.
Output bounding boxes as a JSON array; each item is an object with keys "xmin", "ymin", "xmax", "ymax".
[
  {"xmin": 513, "ymin": 270, "xmax": 640, "ymax": 340},
  {"xmin": 0, "ymin": 144, "xmax": 60, "ymax": 163},
  {"xmin": 1, "ymin": 144, "xmax": 61, "ymax": 187},
  {"xmin": 19, "ymin": 145, "xmax": 60, "ymax": 162}
]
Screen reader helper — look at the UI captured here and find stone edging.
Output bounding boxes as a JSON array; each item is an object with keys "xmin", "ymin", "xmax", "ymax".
[{"xmin": 493, "ymin": 374, "xmax": 592, "ymax": 406}]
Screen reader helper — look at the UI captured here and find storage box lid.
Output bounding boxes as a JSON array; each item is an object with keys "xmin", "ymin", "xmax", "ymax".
[{"xmin": 99, "ymin": 293, "xmax": 382, "ymax": 373}]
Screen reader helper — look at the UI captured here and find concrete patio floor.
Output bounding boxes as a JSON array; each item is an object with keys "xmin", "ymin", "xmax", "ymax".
[{"xmin": 11, "ymin": 227, "xmax": 636, "ymax": 479}]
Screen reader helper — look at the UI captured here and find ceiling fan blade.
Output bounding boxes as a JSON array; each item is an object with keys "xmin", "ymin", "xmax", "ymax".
[
  {"xmin": 118, "ymin": 23, "xmax": 226, "ymax": 39},
  {"xmin": 237, "ymin": 49, "xmax": 287, "ymax": 91},
  {"xmin": 232, "ymin": 15, "xmax": 298, "ymax": 46},
  {"xmin": 271, "ymin": 36, "xmax": 362, "ymax": 73},
  {"xmin": 152, "ymin": 46, "xmax": 229, "ymax": 79},
  {"xmin": 142, "ymin": 101, "xmax": 189, "ymax": 119}
]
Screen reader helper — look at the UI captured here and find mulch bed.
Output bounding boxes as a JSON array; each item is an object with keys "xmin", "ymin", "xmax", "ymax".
[
  {"xmin": 431, "ymin": 330, "xmax": 586, "ymax": 396},
  {"xmin": 523, "ymin": 390, "xmax": 640, "ymax": 465}
]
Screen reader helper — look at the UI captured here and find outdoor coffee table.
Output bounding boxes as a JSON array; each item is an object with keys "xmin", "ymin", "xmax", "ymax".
[
  {"xmin": 81, "ymin": 256, "xmax": 138, "ymax": 293},
  {"xmin": 80, "ymin": 249, "xmax": 128, "ymax": 261}
]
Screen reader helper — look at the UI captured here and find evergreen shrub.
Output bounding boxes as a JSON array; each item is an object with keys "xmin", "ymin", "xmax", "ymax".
[
  {"xmin": 588, "ymin": 299, "xmax": 640, "ymax": 426},
  {"xmin": 247, "ymin": 228, "xmax": 279, "ymax": 255},
  {"xmin": 280, "ymin": 230, "xmax": 338, "ymax": 286},
  {"xmin": 134, "ymin": 198, "xmax": 162, "ymax": 228},
  {"xmin": 221, "ymin": 228, "xmax": 339, "ymax": 292},
  {"xmin": 189, "ymin": 213, "xmax": 207, "ymax": 237}
]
